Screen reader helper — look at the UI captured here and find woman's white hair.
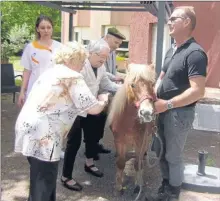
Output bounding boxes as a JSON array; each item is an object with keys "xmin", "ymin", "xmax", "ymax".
[
  {"xmin": 87, "ymin": 39, "xmax": 110, "ymax": 53},
  {"xmin": 54, "ymin": 41, "xmax": 88, "ymax": 66}
]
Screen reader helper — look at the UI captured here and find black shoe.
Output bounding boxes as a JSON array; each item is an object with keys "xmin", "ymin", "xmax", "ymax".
[
  {"xmin": 61, "ymin": 178, "xmax": 83, "ymax": 191},
  {"xmin": 166, "ymin": 185, "xmax": 181, "ymax": 200},
  {"xmin": 145, "ymin": 184, "xmax": 181, "ymax": 201},
  {"xmin": 158, "ymin": 179, "xmax": 169, "ymax": 194},
  {"xmin": 97, "ymin": 144, "xmax": 111, "ymax": 154},
  {"xmin": 145, "ymin": 179, "xmax": 169, "ymax": 200},
  {"xmin": 84, "ymin": 164, "xmax": 104, "ymax": 177}
]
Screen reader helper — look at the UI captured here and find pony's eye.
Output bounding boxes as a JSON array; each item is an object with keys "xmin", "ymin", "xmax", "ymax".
[{"xmin": 131, "ymin": 83, "xmax": 135, "ymax": 88}]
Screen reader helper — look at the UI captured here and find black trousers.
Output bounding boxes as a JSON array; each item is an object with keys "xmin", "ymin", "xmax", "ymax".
[
  {"xmin": 62, "ymin": 112, "xmax": 107, "ymax": 179},
  {"xmin": 27, "ymin": 157, "xmax": 59, "ymax": 201},
  {"xmin": 82, "ymin": 112, "xmax": 107, "ymax": 157}
]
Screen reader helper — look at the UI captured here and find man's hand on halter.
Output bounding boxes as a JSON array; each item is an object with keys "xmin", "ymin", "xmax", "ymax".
[{"xmin": 154, "ymin": 99, "xmax": 168, "ymax": 114}]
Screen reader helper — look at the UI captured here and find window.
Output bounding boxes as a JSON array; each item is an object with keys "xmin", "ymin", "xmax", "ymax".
[
  {"xmin": 119, "ymin": 41, "xmax": 129, "ymax": 49},
  {"xmin": 82, "ymin": 40, "xmax": 90, "ymax": 45}
]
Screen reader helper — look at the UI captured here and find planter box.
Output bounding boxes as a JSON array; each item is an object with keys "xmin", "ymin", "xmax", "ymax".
[
  {"xmin": 193, "ymin": 88, "xmax": 220, "ymax": 132},
  {"xmin": 193, "ymin": 103, "xmax": 220, "ymax": 132}
]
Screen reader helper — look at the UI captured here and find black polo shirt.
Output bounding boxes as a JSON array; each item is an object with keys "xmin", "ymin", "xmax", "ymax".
[{"xmin": 157, "ymin": 38, "xmax": 208, "ymax": 106}]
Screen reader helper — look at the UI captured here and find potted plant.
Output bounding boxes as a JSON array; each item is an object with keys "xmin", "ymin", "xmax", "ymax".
[{"xmin": 116, "ymin": 51, "xmax": 129, "ymax": 73}]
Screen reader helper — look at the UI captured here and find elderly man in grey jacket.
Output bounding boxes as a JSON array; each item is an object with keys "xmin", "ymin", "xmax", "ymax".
[
  {"xmin": 102, "ymin": 27, "xmax": 126, "ymax": 82},
  {"xmin": 61, "ymin": 40, "xmax": 120, "ymax": 191}
]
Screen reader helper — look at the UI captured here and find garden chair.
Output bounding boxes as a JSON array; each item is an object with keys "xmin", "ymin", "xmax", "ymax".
[{"xmin": 1, "ymin": 63, "xmax": 22, "ymax": 103}]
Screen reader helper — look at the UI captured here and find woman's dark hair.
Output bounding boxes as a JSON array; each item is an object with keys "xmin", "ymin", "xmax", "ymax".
[{"xmin": 35, "ymin": 15, "xmax": 53, "ymax": 39}]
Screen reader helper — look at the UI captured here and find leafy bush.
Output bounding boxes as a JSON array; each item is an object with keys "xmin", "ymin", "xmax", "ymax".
[
  {"xmin": 1, "ymin": 40, "xmax": 12, "ymax": 63},
  {"xmin": 1, "ymin": 23, "xmax": 34, "ymax": 62},
  {"xmin": 1, "ymin": 1, "xmax": 61, "ymax": 42},
  {"xmin": 8, "ymin": 23, "xmax": 35, "ymax": 54}
]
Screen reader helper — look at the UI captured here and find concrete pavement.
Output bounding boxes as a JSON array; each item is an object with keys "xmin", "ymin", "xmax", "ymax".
[{"xmin": 1, "ymin": 94, "xmax": 220, "ymax": 201}]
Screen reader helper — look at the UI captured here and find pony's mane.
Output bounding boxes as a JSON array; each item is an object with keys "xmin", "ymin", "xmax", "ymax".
[{"xmin": 108, "ymin": 63, "xmax": 156, "ymax": 125}]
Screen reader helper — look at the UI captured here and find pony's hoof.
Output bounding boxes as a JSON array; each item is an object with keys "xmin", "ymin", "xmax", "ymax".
[{"xmin": 134, "ymin": 185, "xmax": 140, "ymax": 194}]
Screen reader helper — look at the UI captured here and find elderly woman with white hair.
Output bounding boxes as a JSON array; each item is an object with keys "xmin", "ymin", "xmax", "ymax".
[
  {"xmin": 14, "ymin": 41, "xmax": 108, "ymax": 201},
  {"xmin": 61, "ymin": 39, "xmax": 120, "ymax": 191}
]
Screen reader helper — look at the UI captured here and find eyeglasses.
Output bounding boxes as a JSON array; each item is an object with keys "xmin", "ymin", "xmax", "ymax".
[{"xmin": 168, "ymin": 16, "xmax": 185, "ymax": 22}]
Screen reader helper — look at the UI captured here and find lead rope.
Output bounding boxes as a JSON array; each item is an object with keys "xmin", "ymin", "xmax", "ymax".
[
  {"xmin": 134, "ymin": 117, "xmax": 163, "ymax": 201},
  {"xmin": 134, "ymin": 125, "xmax": 149, "ymax": 201},
  {"xmin": 146, "ymin": 117, "xmax": 163, "ymax": 169}
]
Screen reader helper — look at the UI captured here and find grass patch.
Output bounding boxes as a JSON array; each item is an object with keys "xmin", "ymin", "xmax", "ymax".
[
  {"xmin": 15, "ymin": 79, "xmax": 22, "ymax": 87},
  {"xmin": 206, "ymin": 155, "xmax": 216, "ymax": 167},
  {"xmin": 9, "ymin": 56, "xmax": 24, "ymax": 72}
]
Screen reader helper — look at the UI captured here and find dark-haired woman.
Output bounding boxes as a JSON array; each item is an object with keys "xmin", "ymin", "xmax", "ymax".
[{"xmin": 17, "ymin": 15, "xmax": 62, "ymax": 108}]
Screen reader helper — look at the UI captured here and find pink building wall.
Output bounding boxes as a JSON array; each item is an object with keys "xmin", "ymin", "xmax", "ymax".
[
  {"xmin": 129, "ymin": 12, "xmax": 157, "ymax": 64},
  {"xmin": 129, "ymin": 2, "xmax": 220, "ymax": 88},
  {"xmin": 174, "ymin": 2, "xmax": 220, "ymax": 88},
  {"xmin": 110, "ymin": 11, "xmax": 134, "ymax": 26},
  {"xmin": 76, "ymin": 10, "xmax": 91, "ymax": 27}
]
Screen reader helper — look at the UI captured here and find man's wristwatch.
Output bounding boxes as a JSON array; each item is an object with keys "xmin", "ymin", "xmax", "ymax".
[{"xmin": 167, "ymin": 100, "xmax": 174, "ymax": 110}]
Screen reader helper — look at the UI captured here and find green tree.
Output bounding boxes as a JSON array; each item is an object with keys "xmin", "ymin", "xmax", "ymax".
[{"xmin": 0, "ymin": 1, "xmax": 61, "ymax": 42}]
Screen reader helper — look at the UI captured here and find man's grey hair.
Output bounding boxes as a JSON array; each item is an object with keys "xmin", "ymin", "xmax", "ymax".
[{"xmin": 87, "ymin": 39, "xmax": 110, "ymax": 53}]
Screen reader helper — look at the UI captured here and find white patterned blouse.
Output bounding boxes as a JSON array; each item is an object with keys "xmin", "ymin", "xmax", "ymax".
[{"xmin": 15, "ymin": 64, "xmax": 98, "ymax": 162}]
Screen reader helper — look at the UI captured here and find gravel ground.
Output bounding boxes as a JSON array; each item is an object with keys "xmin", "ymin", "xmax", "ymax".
[{"xmin": 1, "ymin": 94, "xmax": 220, "ymax": 201}]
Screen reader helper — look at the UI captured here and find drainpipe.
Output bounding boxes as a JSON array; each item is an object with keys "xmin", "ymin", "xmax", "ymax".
[
  {"xmin": 69, "ymin": 13, "xmax": 73, "ymax": 41},
  {"xmin": 155, "ymin": 1, "xmax": 166, "ymax": 78}
]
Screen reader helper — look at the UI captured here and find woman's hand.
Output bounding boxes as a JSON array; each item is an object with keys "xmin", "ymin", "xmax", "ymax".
[
  {"xmin": 98, "ymin": 93, "xmax": 109, "ymax": 103},
  {"xmin": 17, "ymin": 92, "xmax": 25, "ymax": 108},
  {"xmin": 87, "ymin": 94, "xmax": 110, "ymax": 115}
]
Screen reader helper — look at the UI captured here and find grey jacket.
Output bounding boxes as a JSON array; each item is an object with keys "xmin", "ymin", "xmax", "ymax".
[
  {"xmin": 105, "ymin": 51, "xmax": 117, "ymax": 81},
  {"xmin": 81, "ymin": 59, "xmax": 119, "ymax": 97}
]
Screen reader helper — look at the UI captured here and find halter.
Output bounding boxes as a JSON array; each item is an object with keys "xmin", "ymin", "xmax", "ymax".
[{"xmin": 135, "ymin": 94, "xmax": 157, "ymax": 108}]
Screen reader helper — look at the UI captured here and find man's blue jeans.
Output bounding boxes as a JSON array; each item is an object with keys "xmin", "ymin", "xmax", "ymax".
[{"xmin": 155, "ymin": 106, "xmax": 195, "ymax": 187}]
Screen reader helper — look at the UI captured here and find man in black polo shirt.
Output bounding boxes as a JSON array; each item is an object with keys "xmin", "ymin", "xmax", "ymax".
[{"xmin": 146, "ymin": 6, "xmax": 208, "ymax": 201}]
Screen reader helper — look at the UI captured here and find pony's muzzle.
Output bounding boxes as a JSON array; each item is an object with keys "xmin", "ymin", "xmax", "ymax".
[{"xmin": 139, "ymin": 109, "xmax": 155, "ymax": 123}]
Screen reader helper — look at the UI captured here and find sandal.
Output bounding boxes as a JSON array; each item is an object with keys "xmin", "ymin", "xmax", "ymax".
[{"xmin": 61, "ymin": 177, "xmax": 83, "ymax": 191}]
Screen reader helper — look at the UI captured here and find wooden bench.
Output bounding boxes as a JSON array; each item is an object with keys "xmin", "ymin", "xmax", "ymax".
[{"xmin": 1, "ymin": 63, "xmax": 22, "ymax": 103}]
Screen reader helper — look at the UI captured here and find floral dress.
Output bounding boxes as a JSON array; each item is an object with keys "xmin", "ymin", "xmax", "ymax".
[{"xmin": 15, "ymin": 64, "xmax": 98, "ymax": 162}]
